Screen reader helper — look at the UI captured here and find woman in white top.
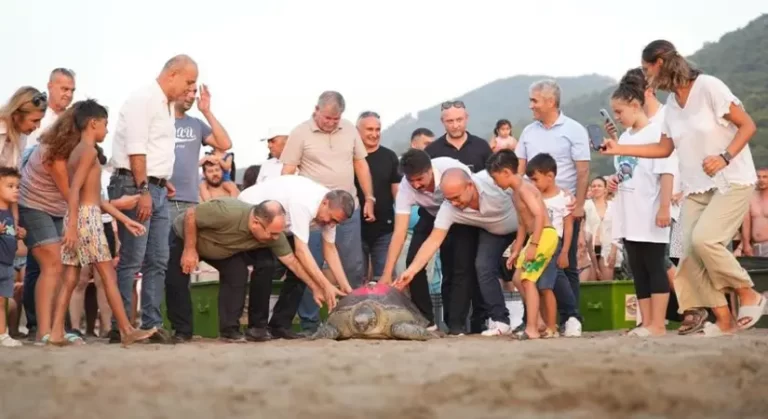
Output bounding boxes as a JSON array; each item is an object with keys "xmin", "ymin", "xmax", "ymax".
[
  {"xmin": 602, "ymin": 40, "xmax": 764, "ymax": 337},
  {"xmin": 0, "ymin": 87, "xmax": 47, "ymax": 169},
  {"xmin": 489, "ymin": 119, "xmax": 517, "ymax": 153},
  {"xmin": 584, "ymin": 177, "xmax": 621, "ymax": 281},
  {"xmin": 607, "ymin": 81, "xmax": 677, "ymax": 337}
]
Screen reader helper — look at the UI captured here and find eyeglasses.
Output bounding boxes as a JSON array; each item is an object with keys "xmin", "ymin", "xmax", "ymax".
[
  {"xmin": 441, "ymin": 100, "xmax": 465, "ymax": 110},
  {"xmin": 30, "ymin": 92, "xmax": 47, "ymax": 109}
]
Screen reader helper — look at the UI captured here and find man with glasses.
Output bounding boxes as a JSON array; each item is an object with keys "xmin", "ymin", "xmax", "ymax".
[
  {"xmin": 238, "ymin": 176, "xmax": 354, "ymax": 340},
  {"xmin": 279, "ymin": 90, "xmax": 374, "ymax": 334},
  {"xmin": 355, "ymin": 111, "xmax": 400, "ymax": 283},
  {"xmin": 425, "ymin": 100, "xmax": 492, "ymax": 334}
]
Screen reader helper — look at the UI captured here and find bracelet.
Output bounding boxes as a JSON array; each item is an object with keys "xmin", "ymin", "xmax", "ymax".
[{"xmin": 530, "ymin": 242, "xmax": 539, "ymax": 246}]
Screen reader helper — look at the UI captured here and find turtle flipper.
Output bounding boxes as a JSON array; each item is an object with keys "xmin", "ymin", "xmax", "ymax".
[
  {"xmin": 309, "ymin": 323, "xmax": 340, "ymax": 340},
  {"xmin": 390, "ymin": 322, "xmax": 433, "ymax": 341}
]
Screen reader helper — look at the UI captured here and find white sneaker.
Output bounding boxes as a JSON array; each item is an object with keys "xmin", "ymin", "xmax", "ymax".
[
  {"xmin": 563, "ymin": 317, "xmax": 582, "ymax": 337},
  {"xmin": 426, "ymin": 324, "xmax": 437, "ymax": 332},
  {"xmin": 0, "ymin": 333, "xmax": 22, "ymax": 348},
  {"xmin": 481, "ymin": 320, "xmax": 512, "ymax": 336}
]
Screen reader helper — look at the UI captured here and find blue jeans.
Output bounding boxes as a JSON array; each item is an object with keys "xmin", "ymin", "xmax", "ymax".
[
  {"xmin": 556, "ymin": 219, "xmax": 581, "ymax": 323},
  {"xmin": 297, "ymin": 208, "xmax": 364, "ymax": 331},
  {"xmin": 362, "ymin": 232, "xmax": 393, "ymax": 281},
  {"xmin": 475, "ymin": 229, "xmax": 513, "ymax": 324},
  {"xmin": 108, "ymin": 174, "xmax": 170, "ymax": 330}
]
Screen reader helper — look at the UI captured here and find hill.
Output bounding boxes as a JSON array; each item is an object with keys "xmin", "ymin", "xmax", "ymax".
[
  {"xmin": 380, "ymin": 74, "xmax": 616, "ymax": 154},
  {"xmin": 565, "ymin": 13, "xmax": 768, "ymax": 176}
]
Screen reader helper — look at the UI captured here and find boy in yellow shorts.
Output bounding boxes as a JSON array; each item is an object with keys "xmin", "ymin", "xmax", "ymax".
[{"xmin": 486, "ymin": 150, "xmax": 560, "ymax": 340}]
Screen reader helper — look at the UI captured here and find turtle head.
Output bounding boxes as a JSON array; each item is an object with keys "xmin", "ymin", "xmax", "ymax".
[{"xmin": 352, "ymin": 304, "xmax": 377, "ymax": 333}]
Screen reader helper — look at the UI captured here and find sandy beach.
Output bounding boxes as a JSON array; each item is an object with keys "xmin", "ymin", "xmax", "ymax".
[{"xmin": 2, "ymin": 330, "xmax": 768, "ymax": 419}]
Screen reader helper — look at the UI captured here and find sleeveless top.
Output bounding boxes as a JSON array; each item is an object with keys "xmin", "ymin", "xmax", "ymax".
[{"xmin": 19, "ymin": 145, "xmax": 67, "ymax": 217}]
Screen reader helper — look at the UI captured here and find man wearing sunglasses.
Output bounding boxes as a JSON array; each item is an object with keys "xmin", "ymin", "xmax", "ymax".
[
  {"xmin": 238, "ymin": 175, "xmax": 354, "ymax": 340},
  {"xmin": 423, "ymin": 100, "xmax": 493, "ymax": 334}
]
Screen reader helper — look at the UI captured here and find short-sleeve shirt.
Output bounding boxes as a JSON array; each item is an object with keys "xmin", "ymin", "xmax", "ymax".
[
  {"xmin": 661, "ymin": 74, "xmax": 756, "ymax": 195},
  {"xmin": 172, "ymin": 197, "xmax": 292, "ymax": 260},
  {"xmin": 395, "ymin": 157, "xmax": 471, "ymax": 217},
  {"xmin": 612, "ymin": 122, "xmax": 677, "ymax": 243},
  {"xmin": 515, "ymin": 112, "xmax": 591, "ymax": 194},
  {"xmin": 425, "ymin": 132, "xmax": 491, "ymax": 173},
  {"xmin": 238, "ymin": 176, "xmax": 336, "ymax": 244},
  {"xmin": 355, "ymin": 145, "xmax": 400, "ymax": 241},
  {"xmin": 543, "ymin": 189, "xmax": 572, "ymax": 238},
  {"xmin": 0, "ymin": 209, "xmax": 17, "ymax": 265},
  {"xmin": 279, "ymin": 118, "xmax": 367, "ymax": 201},
  {"xmin": 170, "ymin": 115, "xmax": 212, "ymax": 203},
  {"xmin": 433, "ymin": 170, "xmax": 519, "ymax": 235}
]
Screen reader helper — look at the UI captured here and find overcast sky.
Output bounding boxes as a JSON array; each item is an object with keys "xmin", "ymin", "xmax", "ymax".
[{"xmin": 2, "ymin": 0, "xmax": 765, "ymax": 168}]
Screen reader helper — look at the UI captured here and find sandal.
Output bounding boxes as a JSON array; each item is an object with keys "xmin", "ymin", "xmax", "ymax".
[
  {"xmin": 627, "ymin": 327, "xmax": 652, "ymax": 337},
  {"xmin": 694, "ymin": 322, "xmax": 732, "ymax": 338},
  {"xmin": 541, "ymin": 328, "xmax": 560, "ymax": 339},
  {"xmin": 678, "ymin": 308, "xmax": 708, "ymax": 335},
  {"xmin": 736, "ymin": 294, "xmax": 767, "ymax": 331},
  {"xmin": 517, "ymin": 331, "xmax": 540, "ymax": 341},
  {"xmin": 47, "ymin": 333, "xmax": 86, "ymax": 347}
]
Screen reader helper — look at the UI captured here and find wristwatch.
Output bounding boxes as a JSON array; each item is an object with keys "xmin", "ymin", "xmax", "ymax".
[
  {"xmin": 138, "ymin": 181, "xmax": 150, "ymax": 195},
  {"xmin": 720, "ymin": 151, "xmax": 732, "ymax": 165}
]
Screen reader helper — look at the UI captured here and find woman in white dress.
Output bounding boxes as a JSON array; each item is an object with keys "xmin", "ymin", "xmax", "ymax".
[
  {"xmin": 602, "ymin": 40, "xmax": 765, "ymax": 336},
  {"xmin": 584, "ymin": 177, "xmax": 622, "ymax": 281}
]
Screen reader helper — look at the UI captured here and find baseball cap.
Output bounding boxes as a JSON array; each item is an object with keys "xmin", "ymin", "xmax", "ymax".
[{"xmin": 261, "ymin": 126, "xmax": 291, "ymax": 142}]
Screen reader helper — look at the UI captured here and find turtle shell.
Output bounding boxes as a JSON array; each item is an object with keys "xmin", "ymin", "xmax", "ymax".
[{"xmin": 331, "ymin": 282, "xmax": 428, "ymax": 325}]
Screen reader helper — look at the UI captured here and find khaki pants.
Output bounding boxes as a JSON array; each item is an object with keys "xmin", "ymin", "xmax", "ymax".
[{"xmin": 675, "ymin": 184, "xmax": 754, "ymax": 312}]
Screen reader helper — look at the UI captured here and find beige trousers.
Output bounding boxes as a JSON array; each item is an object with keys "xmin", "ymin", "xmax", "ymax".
[{"xmin": 675, "ymin": 184, "xmax": 754, "ymax": 312}]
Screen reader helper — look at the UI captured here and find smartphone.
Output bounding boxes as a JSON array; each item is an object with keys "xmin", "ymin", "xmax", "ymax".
[
  {"xmin": 599, "ymin": 108, "xmax": 620, "ymax": 137},
  {"xmin": 586, "ymin": 124, "xmax": 605, "ymax": 151}
]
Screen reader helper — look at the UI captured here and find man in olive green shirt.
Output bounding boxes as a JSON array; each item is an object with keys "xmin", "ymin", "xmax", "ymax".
[{"xmin": 165, "ymin": 197, "xmax": 339, "ymax": 342}]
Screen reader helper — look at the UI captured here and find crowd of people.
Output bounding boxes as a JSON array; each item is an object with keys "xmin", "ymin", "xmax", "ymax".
[{"xmin": 0, "ymin": 38, "xmax": 765, "ymax": 348}]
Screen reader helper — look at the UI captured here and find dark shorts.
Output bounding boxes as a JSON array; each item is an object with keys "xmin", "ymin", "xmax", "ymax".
[
  {"xmin": 103, "ymin": 222, "xmax": 117, "ymax": 258},
  {"xmin": 0, "ymin": 263, "xmax": 15, "ymax": 298},
  {"xmin": 13, "ymin": 256, "xmax": 26, "ymax": 272},
  {"xmin": 537, "ymin": 240, "xmax": 564, "ymax": 291},
  {"xmin": 18, "ymin": 205, "xmax": 64, "ymax": 249}
]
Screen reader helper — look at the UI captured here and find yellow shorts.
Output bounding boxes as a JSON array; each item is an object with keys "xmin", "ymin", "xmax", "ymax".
[{"xmin": 515, "ymin": 227, "xmax": 560, "ymax": 282}]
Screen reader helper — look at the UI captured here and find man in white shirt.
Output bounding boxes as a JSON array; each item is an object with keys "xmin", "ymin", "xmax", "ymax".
[
  {"xmin": 394, "ymin": 168, "xmax": 519, "ymax": 336},
  {"xmin": 256, "ymin": 127, "xmax": 291, "ymax": 184},
  {"xmin": 378, "ymin": 149, "xmax": 471, "ymax": 332},
  {"xmin": 239, "ymin": 175, "xmax": 354, "ymax": 340},
  {"xmin": 107, "ymin": 54, "xmax": 199, "ymax": 344},
  {"xmin": 24, "ymin": 68, "xmax": 76, "ymax": 151}
]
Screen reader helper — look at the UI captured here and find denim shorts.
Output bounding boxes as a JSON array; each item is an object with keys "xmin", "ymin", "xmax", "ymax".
[
  {"xmin": 537, "ymin": 240, "xmax": 564, "ymax": 291},
  {"xmin": 13, "ymin": 256, "xmax": 26, "ymax": 272},
  {"xmin": 18, "ymin": 205, "xmax": 64, "ymax": 249},
  {"xmin": 0, "ymin": 263, "xmax": 15, "ymax": 298}
]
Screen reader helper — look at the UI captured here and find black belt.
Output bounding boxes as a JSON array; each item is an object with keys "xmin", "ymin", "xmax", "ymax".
[{"xmin": 115, "ymin": 168, "xmax": 168, "ymax": 188}]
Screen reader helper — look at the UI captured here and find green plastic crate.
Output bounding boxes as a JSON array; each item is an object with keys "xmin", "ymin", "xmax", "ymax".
[
  {"xmin": 162, "ymin": 279, "xmax": 329, "ymax": 338},
  {"xmin": 579, "ymin": 280, "xmax": 638, "ymax": 332}
]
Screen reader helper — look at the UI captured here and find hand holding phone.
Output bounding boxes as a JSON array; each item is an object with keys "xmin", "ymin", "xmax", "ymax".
[
  {"xmin": 586, "ymin": 124, "xmax": 605, "ymax": 151},
  {"xmin": 600, "ymin": 108, "xmax": 619, "ymax": 140}
]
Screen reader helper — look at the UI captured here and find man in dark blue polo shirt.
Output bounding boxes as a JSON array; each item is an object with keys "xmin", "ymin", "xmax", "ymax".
[{"xmin": 424, "ymin": 100, "xmax": 493, "ymax": 335}]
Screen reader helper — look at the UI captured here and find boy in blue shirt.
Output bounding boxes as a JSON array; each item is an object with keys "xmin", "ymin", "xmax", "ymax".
[{"xmin": 0, "ymin": 167, "xmax": 22, "ymax": 347}]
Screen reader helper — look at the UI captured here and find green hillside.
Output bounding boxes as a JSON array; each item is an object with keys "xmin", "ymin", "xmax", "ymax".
[
  {"xmin": 380, "ymin": 74, "xmax": 616, "ymax": 154},
  {"xmin": 565, "ymin": 13, "xmax": 768, "ymax": 176}
]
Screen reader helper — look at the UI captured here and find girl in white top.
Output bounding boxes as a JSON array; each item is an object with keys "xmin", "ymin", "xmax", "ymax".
[
  {"xmin": 0, "ymin": 87, "xmax": 47, "ymax": 169},
  {"xmin": 584, "ymin": 178, "xmax": 621, "ymax": 281},
  {"xmin": 489, "ymin": 119, "xmax": 518, "ymax": 153},
  {"xmin": 602, "ymin": 40, "xmax": 764, "ymax": 337},
  {"xmin": 608, "ymin": 81, "xmax": 677, "ymax": 337}
]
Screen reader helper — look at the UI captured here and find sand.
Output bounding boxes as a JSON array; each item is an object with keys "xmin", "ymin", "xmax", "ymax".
[{"xmin": 2, "ymin": 330, "xmax": 768, "ymax": 419}]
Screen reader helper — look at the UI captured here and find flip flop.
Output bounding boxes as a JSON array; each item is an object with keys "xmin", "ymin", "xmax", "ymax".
[
  {"xmin": 678, "ymin": 308, "xmax": 708, "ymax": 335},
  {"xmin": 47, "ymin": 333, "xmax": 86, "ymax": 347},
  {"xmin": 694, "ymin": 322, "xmax": 733, "ymax": 338},
  {"xmin": 736, "ymin": 294, "xmax": 767, "ymax": 331},
  {"xmin": 541, "ymin": 328, "xmax": 559, "ymax": 339},
  {"xmin": 627, "ymin": 327, "xmax": 652, "ymax": 337},
  {"xmin": 517, "ymin": 331, "xmax": 540, "ymax": 341}
]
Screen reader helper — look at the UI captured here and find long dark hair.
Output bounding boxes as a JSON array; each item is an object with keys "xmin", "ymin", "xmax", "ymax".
[
  {"xmin": 493, "ymin": 119, "xmax": 512, "ymax": 137},
  {"xmin": 642, "ymin": 40, "xmax": 701, "ymax": 91}
]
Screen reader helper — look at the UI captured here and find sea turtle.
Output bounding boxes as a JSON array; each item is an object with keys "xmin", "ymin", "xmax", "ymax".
[{"xmin": 310, "ymin": 282, "xmax": 439, "ymax": 341}]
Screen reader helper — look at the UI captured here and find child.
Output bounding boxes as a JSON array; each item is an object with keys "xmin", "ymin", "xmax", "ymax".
[
  {"xmin": 0, "ymin": 167, "xmax": 22, "ymax": 347},
  {"xmin": 486, "ymin": 149, "xmax": 560, "ymax": 340},
  {"xmin": 49, "ymin": 99, "xmax": 156, "ymax": 346},
  {"xmin": 607, "ymin": 81, "xmax": 676, "ymax": 337}
]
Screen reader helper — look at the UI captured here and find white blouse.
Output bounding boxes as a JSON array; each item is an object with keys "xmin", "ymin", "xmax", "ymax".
[{"xmin": 661, "ymin": 74, "xmax": 756, "ymax": 195}]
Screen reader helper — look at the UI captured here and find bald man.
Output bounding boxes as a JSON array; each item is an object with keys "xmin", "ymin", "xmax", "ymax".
[
  {"xmin": 107, "ymin": 55, "xmax": 199, "ymax": 344},
  {"xmin": 395, "ymin": 168, "xmax": 519, "ymax": 336}
]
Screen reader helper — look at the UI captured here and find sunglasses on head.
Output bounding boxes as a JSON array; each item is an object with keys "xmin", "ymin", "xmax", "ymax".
[
  {"xmin": 441, "ymin": 100, "xmax": 465, "ymax": 110},
  {"xmin": 30, "ymin": 92, "xmax": 47, "ymax": 108}
]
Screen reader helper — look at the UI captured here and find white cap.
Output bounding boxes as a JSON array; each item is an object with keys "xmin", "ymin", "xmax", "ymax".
[{"xmin": 261, "ymin": 126, "xmax": 291, "ymax": 141}]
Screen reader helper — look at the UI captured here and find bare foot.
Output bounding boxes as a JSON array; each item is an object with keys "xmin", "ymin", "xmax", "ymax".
[
  {"xmin": 519, "ymin": 327, "xmax": 540, "ymax": 340},
  {"xmin": 120, "ymin": 327, "xmax": 157, "ymax": 346},
  {"xmin": 714, "ymin": 320, "xmax": 737, "ymax": 334}
]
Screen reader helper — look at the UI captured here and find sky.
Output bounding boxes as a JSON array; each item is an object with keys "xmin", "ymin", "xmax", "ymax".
[{"xmin": 2, "ymin": 0, "xmax": 766, "ymax": 169}]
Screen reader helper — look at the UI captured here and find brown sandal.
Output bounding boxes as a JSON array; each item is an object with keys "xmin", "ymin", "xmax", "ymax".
[{"xmin": 678, "ymin": 308, "xmax": 708, "ymax": 335}]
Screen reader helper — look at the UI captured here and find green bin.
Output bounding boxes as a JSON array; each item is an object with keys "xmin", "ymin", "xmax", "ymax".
[{"xmin": 579, "ymin": 280, "xmax": 638, "ymax": 332}]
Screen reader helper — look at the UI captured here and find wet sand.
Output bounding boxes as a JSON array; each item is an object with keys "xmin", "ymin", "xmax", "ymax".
[{"xmin": 2, "ymin": 330, "xmax": 768, "ymax": 419}]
